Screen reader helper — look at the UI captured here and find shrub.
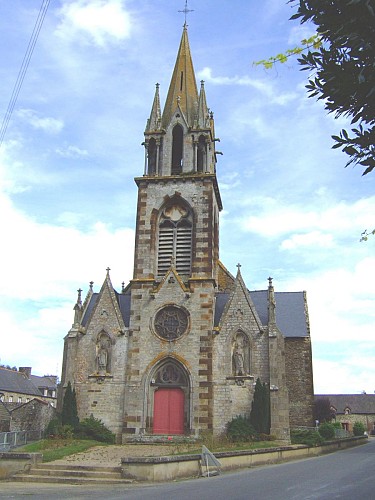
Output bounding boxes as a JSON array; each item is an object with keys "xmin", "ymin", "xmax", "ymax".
[
  {"xmin": 318, "ymin": 422, "xmax": 335, "ymax": 440},
  {"xmin": 226, "ymin": 415, "xmax": 258, "ymax": 442},
  {"xmin": 291, "ymin": 429, "xmax": 324, "ymax": 447},
  {"xmin": 45, "ymin": 417, "xmax": 61, "ymax": 438},
  {"xmin": 77, "ymin": 415, "xmax": 115, "ymax": 443},
  {"xmin": 61, "ymin": 382, "xmax": 79, "ymax": 430},
  {"xmin": 353, "ymin": 422, "xmax": 366, "ymax": 436},
  {"xmin": 250, "ymin": 379, "xmax": 270, "ymax": 434}
]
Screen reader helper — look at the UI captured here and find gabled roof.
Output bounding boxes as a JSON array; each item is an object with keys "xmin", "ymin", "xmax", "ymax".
[
  {"xmin": 315, "ymin": 394, "xmax": 375, "ymax": 414},
  {"xmin": 214, "ymin": 290, "xmax": 309, "ymax": 337},
  {"xmin": 0, "ymin": 368, "xmax": 41, "ymax": 397},
  {"xmin": 82, "ymin": 285, "xmax": 308, "ymax": 338},
  {"xmin": 81, "ymin": 290, "xmax": 131, "ymax": 328},
  {"xmin": 30, "ymin": 375, "xmax": 57, "ymax": 390}
]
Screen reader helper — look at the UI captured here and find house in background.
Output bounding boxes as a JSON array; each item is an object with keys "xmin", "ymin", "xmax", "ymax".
[
  {"xmin": 9, "ymin": 398, "xmax": 56, "ymax": 435},
  {"xmin": 0, "ymin": 366, "xmax": 58, "ymax": 407},
  {"xmin": 315, "ymin": 394, "xmax": 375, "ymax": 433}
]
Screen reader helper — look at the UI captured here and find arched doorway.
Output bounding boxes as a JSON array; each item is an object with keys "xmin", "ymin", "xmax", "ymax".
[{"xmin": 150, "ymin": 359, "xmax": 190, "ymax": 435}]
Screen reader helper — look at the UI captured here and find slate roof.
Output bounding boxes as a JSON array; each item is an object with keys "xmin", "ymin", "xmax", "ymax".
[
  {"xmin": 81, "ymin": 291, "xmax": 131, "ymax": 328},
  {"xmin": 214, "ymin": 290, "xmax": 309, "ymax": 337},
  {"xmin": 30, "ymin": 375, "xmax": 57, "ymax": 390},
  {"xmin": 0, "ymin": 368, "xmax": 41, "ymax": 397},
  {"xmin": 315, "ymin": 394, "xmax": 375, "ymax": 414},
  {"xmin": 82, "ymin": 288, "xmax": 308, "ymax": 338}
]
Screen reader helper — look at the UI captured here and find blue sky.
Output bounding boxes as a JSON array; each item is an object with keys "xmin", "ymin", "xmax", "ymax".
[{"xmin": 0, "ymin": 0, "xmax": 373, "ymax": 394}]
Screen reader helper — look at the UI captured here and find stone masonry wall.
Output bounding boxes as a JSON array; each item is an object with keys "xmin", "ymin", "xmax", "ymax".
[
  {"xmin": 212, "ymin": 277, "xmax": 268, "ymax": 435},
  {"xmin": 66, "ymin": 281, "xmax": 128, "ymax": 440},
  {"xmin": 123, "ymin": 276, "xmax": 216, "ymax": 436},
  {"xmin": 285, "ymin": 337, "xmax": 314, "ymax": 427}
]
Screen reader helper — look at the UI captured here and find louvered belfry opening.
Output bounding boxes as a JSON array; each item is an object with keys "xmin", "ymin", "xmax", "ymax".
[{"xmin": 157, "ymin": 202, "xmax": 192, "ymax": 277}]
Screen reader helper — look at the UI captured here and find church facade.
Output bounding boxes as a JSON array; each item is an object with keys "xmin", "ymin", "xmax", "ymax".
[{"xmin": 60, "ymin": 25, "xmax": 314, "ymax": 443}]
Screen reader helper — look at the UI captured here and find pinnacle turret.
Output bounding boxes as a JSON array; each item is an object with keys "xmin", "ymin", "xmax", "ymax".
[{"xmin": 145, "ymin": 83, "xmax": 162, "ymax": 133}]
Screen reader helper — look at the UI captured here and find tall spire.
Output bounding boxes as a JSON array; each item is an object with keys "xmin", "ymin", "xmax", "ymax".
[{"xmin": 162, "ymin": 25, "xmax": 199, "ymax": 129}]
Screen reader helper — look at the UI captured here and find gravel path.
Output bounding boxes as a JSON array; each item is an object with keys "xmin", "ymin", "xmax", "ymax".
[{"xmin": 50, "ymin": 444, "xmax": 195, "ymax": 467}]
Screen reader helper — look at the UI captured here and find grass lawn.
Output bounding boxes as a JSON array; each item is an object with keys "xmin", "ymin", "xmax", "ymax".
[{"xmin": 17, "ymin": 438, "xmax": 109, "ymax": 462}]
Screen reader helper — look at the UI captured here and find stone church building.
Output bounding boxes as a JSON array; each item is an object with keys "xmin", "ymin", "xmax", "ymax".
[{"xmin": 60, "ymin": 25, "xmax": 314, "ymax": 443}]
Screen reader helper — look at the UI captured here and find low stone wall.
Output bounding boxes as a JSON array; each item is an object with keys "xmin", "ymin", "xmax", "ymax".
[
  {"xmin": 121, "ymin": 436, "xmax": 367, "ymax": 482},
  {"xmin": 0, "ymin": 452, "xmax": 42, "ymax": 480}
]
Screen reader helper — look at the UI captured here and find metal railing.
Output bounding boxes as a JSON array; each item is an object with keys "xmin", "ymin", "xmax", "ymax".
[{"xmin": 0, "ymin": 430, "xmax": 42, "ymax": 451}]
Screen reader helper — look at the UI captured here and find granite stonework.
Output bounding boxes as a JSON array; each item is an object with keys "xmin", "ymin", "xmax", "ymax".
[{"xmin": 59, "ymin": 25, "xmax": 314, "ymax": 444}]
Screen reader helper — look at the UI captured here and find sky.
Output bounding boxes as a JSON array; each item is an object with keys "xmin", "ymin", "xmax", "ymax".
[{"xmin": 0, "ymin": 0, "xmax": 373, "ymax": 395}]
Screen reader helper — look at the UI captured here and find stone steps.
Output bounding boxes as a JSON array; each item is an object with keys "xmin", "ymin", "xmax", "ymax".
[{"xmin": 13, "ymin": 463, "xmax": 133, "ymax": 485}]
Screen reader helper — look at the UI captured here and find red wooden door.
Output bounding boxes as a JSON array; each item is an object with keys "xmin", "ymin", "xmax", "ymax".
[{"xmin": 153, "ymin": 388, "xmax": 184, "ymax": 434}]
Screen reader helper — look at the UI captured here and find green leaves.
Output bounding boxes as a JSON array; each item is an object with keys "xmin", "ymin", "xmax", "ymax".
[
  {"xmin": 289, "ymin": 0, "xmax": 375, "ymax": 175},
  {"xmin": 253, "ymin": 34, "xmax": 322, "ymax": 69}
]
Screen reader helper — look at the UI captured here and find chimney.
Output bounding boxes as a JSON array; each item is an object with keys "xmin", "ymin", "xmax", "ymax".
[{"xmin": 19, "ymin": 367, "xmax": 32, "ymax": 379}]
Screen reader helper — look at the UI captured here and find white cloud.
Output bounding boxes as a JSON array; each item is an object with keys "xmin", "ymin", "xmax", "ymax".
[
  {"xmin": 0, "ymin": 148, "xmax": 135, "ymax": 373},
  {"xmin": 288, "ymin": 25, "xmax": 317, "ymax": 46},
  {"xmin": 16, "ymin": 109, "xmax": 64, "ymax": 134},
  {"xmin": 313, "ymin": 355, "xmax": 375, "ymax": 394},
  {"xmin": 281, "ymin": 231, "xmax": 334, "ymax": 250},
  {"xmin": 56, "ymin": 145, "xmax": 89, "ymax": 158},
  {"xmin": 56, "ymin": 0, "xmax": 132, "ymax": 47},
  {"xmin": 197, "ymin": 67, "xmax": 297, "ymax": 105},
  {"xmin": 240, "ymin": 196, "xmax": 375, "ymax": 243}
]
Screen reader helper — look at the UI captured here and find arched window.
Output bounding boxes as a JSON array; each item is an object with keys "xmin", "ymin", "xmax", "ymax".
[
  {"xmin": 197, "ymin": 135, "xmax": 206, "ymax": 172},
  {"xmin": 148, "ymin": 138, "xmax": 157, "ymax": 175},
  {"xmin": 157, "ymin": 202, "xmax": 193, "ymax": 276},
  {"xmin": 171, "ymin": 125, "xmax": 183, "ymax": 174},
  {"xmin": 154, "ymin": 360, "xmax": 189, "ymax": 387}
]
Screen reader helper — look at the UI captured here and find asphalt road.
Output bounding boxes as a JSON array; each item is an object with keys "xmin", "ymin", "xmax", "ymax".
[{"xmin": 1, "ymin": 439, "xmax": 374, "ymax": 500}]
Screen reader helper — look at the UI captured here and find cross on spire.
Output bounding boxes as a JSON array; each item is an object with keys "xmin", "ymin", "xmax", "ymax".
[{"xmin": 178, "ymin": 0, "xmax": 194, "ymax": 26}]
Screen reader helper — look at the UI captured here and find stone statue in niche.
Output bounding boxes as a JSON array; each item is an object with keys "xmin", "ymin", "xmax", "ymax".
[
  {"xmin": 96, "ymin": 335, "xmax": 111, "ymax": 373},
  {"xmin": 232, "ymin": 333, "xmax": 249, "ymax": 376}
]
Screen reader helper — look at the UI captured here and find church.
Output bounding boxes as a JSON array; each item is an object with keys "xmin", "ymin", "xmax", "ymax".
[{"xmin": 60, "ymin": 23, "xmax": 314, "ymax": 443}]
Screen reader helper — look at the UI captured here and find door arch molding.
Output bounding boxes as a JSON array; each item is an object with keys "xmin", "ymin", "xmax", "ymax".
[{"xmin": 143, "ymin": 356, "xmax": 192, "ymax": 434}]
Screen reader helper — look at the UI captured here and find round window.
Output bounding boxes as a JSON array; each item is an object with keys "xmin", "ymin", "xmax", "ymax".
[{"xmin": 154, "ymin": 306, "xmax": 189, "ymax": 341}]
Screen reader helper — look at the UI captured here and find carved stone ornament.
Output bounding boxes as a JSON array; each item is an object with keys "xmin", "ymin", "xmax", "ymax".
[{"xmin": 154, "ymin": 305, "xmax": 189, "ymax": 341}]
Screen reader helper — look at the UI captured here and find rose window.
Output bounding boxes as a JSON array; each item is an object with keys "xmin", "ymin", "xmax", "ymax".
[{"xmin": 154, "ymin": 306, "xmax": 189, "ymax": 340}]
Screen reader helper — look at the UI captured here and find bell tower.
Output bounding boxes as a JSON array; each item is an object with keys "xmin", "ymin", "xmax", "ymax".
[
  {"xmin": 133, "ymin": 24, "xmax": 222, "ymax": 283},
  {"xmin": 123, "ymin": 23, "xmax": 222, "ymax": 437}
]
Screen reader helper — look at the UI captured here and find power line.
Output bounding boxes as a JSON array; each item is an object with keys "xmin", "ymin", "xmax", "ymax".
[{"xmin": 0, "ymin": 0, "xmax": 51, "ymax": 148}]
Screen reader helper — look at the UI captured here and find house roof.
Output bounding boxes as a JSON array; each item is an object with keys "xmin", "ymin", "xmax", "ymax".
[
  {"xmin": 0, "ymin": 368, "xmax": 41, "ymax": 397},
  {"xmin": 30, "ymin": 375, "xmax": 57, "ymax": 390},
  {"xmin": 315, "ymin": 394, "xmax": 375, "ymax": 414}
]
